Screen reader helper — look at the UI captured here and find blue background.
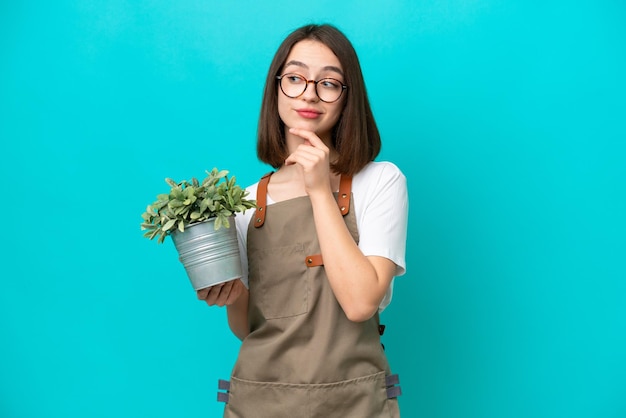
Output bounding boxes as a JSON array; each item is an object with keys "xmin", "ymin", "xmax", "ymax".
[{"xmin": 1, "ymin": 1, "xmax": 625, "ymax": 417}]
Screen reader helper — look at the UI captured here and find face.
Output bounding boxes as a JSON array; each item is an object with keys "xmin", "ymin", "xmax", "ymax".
[{"xmin": 277, "ymin": 40, "xmax": 346, "ymax": 145}]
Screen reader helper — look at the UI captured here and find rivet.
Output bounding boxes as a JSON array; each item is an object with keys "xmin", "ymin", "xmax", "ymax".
[
  {"xmin": 259, "ymin": 207, "xmax": 263, "ymax": 211},
  {"xmin": 342, "ymin": 193, "xmax": 347, "ymax": 198},
  {"xmin": 340, "ymin": 206, "xmax": 346, "ymax": 212},
  {"xmin": 256, "ymin": 218, "xmax": 262, "ymax": 223},
  {"xmin": 307, "ymin": 258, "xmax": 313, "ymax": 264}
]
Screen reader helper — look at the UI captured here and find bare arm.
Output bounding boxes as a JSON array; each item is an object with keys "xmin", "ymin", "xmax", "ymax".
[
  {"xmin": 309, "ymin": 188, "xmax": 396, "ymax": 321},
  {"xmin": 197, "ymin": 279, "xmax": 250, "ymax": 340},
  {"xmin": 226, "ymin": 286, "xmax": 249, "ymax": 340},
  {"xmin": 285, "ymin": 128, "xmax": 398, "ymax": 322}
]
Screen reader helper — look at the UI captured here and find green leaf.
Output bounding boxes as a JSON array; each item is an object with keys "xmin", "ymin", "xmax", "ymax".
[
  {"xmin": 163, "ymin": 219, "xmax": 176, "ymax": 231},
  {"xmin": 143, "ymin": 168, "xmax": 255, "ymax": 243},
  {"xmin": 153, "ymin": 200, "xmax": 168, "ymax": 210},
  {"xmin": 183, "ymin": 186, "xmax": 195, "ymax": 197},
  {"xmin": 175, "ymin": 206, "xmax": 189, "ymax": 216},
  {"xmin": 148, "ymin": 228, "xmax": 161, "ymax": 240},
  {"xmin": 171, "ymin": 188, "xmax": 184, "ymax": 200}
]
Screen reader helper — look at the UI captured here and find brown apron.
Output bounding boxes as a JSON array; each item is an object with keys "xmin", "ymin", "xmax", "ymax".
[{"xmin": 219, "ymin": 173, "xmax": 401, "ymax": 418}]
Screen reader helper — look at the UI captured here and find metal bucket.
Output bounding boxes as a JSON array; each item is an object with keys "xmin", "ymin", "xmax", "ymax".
[{"xmin": 171, "ymin": 217, "xmax": 242, "ymax": 290}]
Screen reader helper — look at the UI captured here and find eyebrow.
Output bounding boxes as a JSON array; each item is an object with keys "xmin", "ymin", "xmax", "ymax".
[{"xmin": 283, "ymin": 60, "xmax": 344, "ymax": 77}]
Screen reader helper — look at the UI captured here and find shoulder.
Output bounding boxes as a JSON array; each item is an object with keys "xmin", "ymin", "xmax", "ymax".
[
  {"xmin": 354, "ymin": 161, "xmax": 405, "ymax": 181},
  {"xmin": 244, "ymin": 181, "xmax": 260, "ymax": 200},
  {"xmin": 353, "ymin": 161, "xmax": 406, "ymax": 194}
]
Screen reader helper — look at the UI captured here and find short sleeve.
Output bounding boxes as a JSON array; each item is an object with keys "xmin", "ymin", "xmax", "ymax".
[
  {"xmin": 354, "ymin": 162, "xmax": 408, "ymax": 277},
  {"xmin": 234, "ymin": 182, "xmax": 258, "ymax": 289}
]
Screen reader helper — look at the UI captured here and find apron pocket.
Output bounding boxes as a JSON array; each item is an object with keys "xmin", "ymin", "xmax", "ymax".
[
  {"xmin": 248, "ymin": 243, "xmax": 310, "ymax": 319},
  {"xmin": 224, "ymin": 377, "xmax": 310, "ymax": 418},
  {"xmin": 307, "ymin": 372, "xmax": 399, "ymax": 418},
  {"xmin": 224, "ymin": 373, "xmax": 400, "ymax": 418}
]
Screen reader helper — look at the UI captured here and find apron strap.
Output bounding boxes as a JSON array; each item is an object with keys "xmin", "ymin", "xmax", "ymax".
[
  {"xmin": 256, "ymin": 173, "xmax": 351, "ymax": 230},
  {"xmin": 304, "ymin": 254, "xmax": 324, "ymax": 267},
  {"xmin": 253, "ymin": 172, "xmax": 272, "ymax": 228},
  {"xmin": 305, "ymin": 174, "xmax": 353, "ymax": 267},
  {"xmin": 337, "ymin": 175, "xmax": 352, "ymax": 216}
]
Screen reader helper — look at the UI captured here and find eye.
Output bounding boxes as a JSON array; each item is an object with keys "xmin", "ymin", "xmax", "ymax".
[
  {"xmin": 319, "ymin": 78, "xmax": 342, "ymax": 90},
  {"xmin": 285, "ymin": 74, "xmax": 305, "ymax": 84}
]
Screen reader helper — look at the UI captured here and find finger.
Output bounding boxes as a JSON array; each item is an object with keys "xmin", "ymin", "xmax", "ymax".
[
  {"xmin": 284, "ymin": 154, "xmax": 297, "ymax": 166},
  {"xmin": 289, "ymin": 128, "xmax": 327, "ymax": 150},
  {"xmin": 225, "ymin": 280, "xmax": 243, "ymax": 305},
  {"xmin": 285, "ymin": 143, "xmax": 327, "ymax": 168},
  {"xmin": 214, "ymin": 280, "xmax": 234, "ymax": 307},
  {"xmin": 196, "ymin": 288, "xmax": 209, "ymax": 300},
  {"xmin": 204, "ymin": 283, "xmax": 224, "ymax": 305},
  {"xmin": 286, "ymin": 149, "xmax": 319, "ymax": 167},
  {"xmin": 285, "ymin": 154, "xmax": 317, "ymax": 170},
  {"xmin": 285, "ymin": 148, "xmax": 312, "ymax": 167}
]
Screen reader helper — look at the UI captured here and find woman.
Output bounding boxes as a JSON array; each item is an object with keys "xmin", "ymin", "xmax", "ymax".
[{"xmin": 198, "ymin": 23, "xmax": 408, "ymax": 418}]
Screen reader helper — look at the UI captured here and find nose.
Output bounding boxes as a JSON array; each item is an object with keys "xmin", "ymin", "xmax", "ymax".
[{"xmin": 301, "ymin": 80, "xmax": 319, "ymax": 102}]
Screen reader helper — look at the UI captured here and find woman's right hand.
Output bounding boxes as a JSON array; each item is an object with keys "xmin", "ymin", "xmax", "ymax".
[{"xmin": 196, "ymin": 279, "xmax": 245, "ymax": 307}]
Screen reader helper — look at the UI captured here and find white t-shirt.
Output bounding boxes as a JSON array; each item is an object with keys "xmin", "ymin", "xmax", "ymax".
[{"xmin": 235, "ymin": 161, "xmax": 408, "ymax": 311}]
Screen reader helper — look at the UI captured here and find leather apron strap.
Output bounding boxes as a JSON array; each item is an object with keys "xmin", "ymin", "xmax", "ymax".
[
  {"xmin": 304, "ymin": 175, "xmax": 351, "ymax": 266},
  {"xmin": 338, "ymin": 174, "xmax": 352, "ymax": 216},
  {"xmin": 253, "ymin": 172, "xmax": 272, "ymax": 228},
  {"xmin": 254, "ymin": 172, "xmax": 352, "ymax": 229}
]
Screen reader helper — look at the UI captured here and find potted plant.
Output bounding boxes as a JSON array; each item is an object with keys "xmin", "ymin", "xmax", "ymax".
[{"xmin": 141, "ymin": 168, "xmax": 256, "ymax": 290}]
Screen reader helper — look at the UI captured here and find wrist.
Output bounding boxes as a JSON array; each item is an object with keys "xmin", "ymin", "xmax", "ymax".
[{"xmin": 307, "ymin": 184, "xmax": 334, "ymax": 204}]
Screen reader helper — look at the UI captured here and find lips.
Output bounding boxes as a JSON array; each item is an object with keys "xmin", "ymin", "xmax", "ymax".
[{"xmin": 295, "ymin": 108, "xmax": 322, "ymax": 119}]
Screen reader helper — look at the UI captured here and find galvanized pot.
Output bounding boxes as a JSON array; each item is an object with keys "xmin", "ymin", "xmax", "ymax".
[{"xmin": 170, "ymin": 216, "xmax": 242, "ymax": 290}]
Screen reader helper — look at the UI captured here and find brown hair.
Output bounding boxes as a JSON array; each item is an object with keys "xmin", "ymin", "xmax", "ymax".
[{"xmin": 257, "ymin": 24, "xmax": 381, "ymax": 176}]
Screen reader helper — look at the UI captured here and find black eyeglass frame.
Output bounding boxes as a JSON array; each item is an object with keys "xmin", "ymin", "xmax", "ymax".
[{"xmin": 276, "ymin": 73, "xmax": 348, "ymax": 103}]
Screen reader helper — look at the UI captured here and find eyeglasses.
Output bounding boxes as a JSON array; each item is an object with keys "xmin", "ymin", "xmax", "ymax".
[{"xmin": 276, "ymin": 73, "xmax": 348, "ymax": 103}]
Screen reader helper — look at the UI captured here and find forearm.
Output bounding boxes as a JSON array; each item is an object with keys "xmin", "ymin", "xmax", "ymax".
[
  {"xmin": 309, "ymin": 190, "xmax": 393, "ymax": 322},
  {"xmin": 226, "ymin": 288, "xmax": 250, "ymax": 340}
]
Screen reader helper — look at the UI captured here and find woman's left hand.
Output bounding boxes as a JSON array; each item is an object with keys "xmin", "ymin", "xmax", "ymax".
[
  {"xmin": 284, "ymin": 128, "xmax": 332, "ymax": 195},
  {"xmin": 196, "ymin": 279, "xmax": 245, "ymax": 307}
]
